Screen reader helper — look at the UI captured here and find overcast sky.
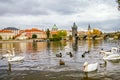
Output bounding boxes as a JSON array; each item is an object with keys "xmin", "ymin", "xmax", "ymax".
[{"xmin": 0, "ymin": 0, "xmax": 120, "ymax": 32}]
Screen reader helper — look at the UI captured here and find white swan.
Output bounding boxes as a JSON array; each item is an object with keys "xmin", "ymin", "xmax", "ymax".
[
  {"xmin": 83, "ymin": 62, "xmax": 98, "ymax": 72},
  {"xmin": 2, "ymin": 48, "xmax": 15, "ymax": 58},
  {"xmin": 103, "ymin": 54, "xmax": 120, "ymax": 60},
  {"xmin": 7, "ymin": 48, "xmax": 24, "ymax": 62},
  {"xmin": 8, "ymin": 56, "xmax": 24, "ymax": 62}
]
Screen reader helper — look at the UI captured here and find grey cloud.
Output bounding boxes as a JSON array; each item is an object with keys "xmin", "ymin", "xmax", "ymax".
[
  {"xmin": 0, "ymin": 0, "xmax": 92, "ymax": 16},
  {"xmin": 0, "ymin": 0, "xmax": 118, "ymax": 16},
  {"xmin": 0, "ymin": 0, "xmax": 119, "ymax": 32},
  {"xmin": 77, "ymin": 19, "xmax": 120, "ymax": 32},
  {"xmin": 0, "ymin": 0, "xmax": 49, "ymax": 16}
]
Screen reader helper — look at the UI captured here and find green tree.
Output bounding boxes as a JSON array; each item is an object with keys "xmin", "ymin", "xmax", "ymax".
[
  {"xmin": 0, "ymin": 35, "xmax": 2, "ymax": 40},
  {"xmin": 46, "ymin": 28, "xmax": 50, "ymax": 39},
  {"xmin": 49, "ymin": 34, "xmax": 61, "ymax": 41},
  {"xmin": 58, "ymin": 30, "xmax": 67, "ymax": 39},
  {"xmin": 32, "ymin": 34, "xmax": 37, "ymax": 39}
]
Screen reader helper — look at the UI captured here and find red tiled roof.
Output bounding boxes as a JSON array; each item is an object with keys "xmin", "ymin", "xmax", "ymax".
[
  {"xmin": 24, "ymin": 28, "xmax": 43, "ymax": 32},
  {"xmin": 15, "ymin": 28, "xmax": 46, "ymax": 38},
  {"xmin": 0, "ymin": 30, "xmax": 13, "ymax": 33}
]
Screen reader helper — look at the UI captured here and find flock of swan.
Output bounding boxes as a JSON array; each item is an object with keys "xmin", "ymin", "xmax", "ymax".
[
  {"xmin": 83, "ymin": 47, "xmax": 120, "ymax": 72},
  {"xmin": 1, "ymin": 48, "xmax": 24, "ymax": 62},
  {"xmin": 1, "ymin": 47, "xmax": 120, "ymax": 73}
]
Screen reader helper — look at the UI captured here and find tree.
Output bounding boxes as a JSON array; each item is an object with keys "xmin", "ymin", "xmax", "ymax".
[
  {"xmin": 58, "ymin": 30, "xmax": 67, "ymax": 39},
  {"xmin": 0, "ymin": 35, "xmax": 2, "ymax": 40},
  {"xmin": 32, "ymin": 34, "xmax": 37, "ymax": 39},
  {"xmin": 93, "ymin": 29, "xmax": 102, "ymax": 36},
  {"xmin": 46, "ymin": 28, "xmax": 50, "ymax": 39},
  {"xmin": 49, "ymin": 33, "xmax": 62, "ymax": 41}
]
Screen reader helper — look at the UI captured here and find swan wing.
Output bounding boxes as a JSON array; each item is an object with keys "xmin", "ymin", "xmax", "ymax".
[
  {"xmin": 3, "ymin": 54, "xmax": 13, "ymax": 58},
  {"xmin": 87, "ymin": 63, "xmax": 98, "ymax": 72},
  {"xmin": 8, "ymin": 56, "xmax": 24, "ymax": 62},
  {"xmin": 2, "ymin": 54, "xmax": 9, "ymax": 57},
  {"xmin": 105, "ymin": 52, "xmax": 113, "ymax": 55},
  {"xmin": 103, "ymin": 54, "xmax": 120, "ymax": 60}
]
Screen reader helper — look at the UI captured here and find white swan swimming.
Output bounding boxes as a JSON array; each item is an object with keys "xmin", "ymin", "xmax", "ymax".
[
  {"xmin": 7, "ymin": 48, "xmax": 24, "ymax": 62},
  {"xmin": 103, "ymin": 54, "xmax": 120, "ymax": 60},
  {"xmin": 83, "ymin": 62, "xmax": 98, "ymax": 72},
  {"xmin": 2, "ymin": 48, "xmax": 15, "ymax": 58},
  {"xmin": 8, "ymin": 56, "xmax": 24, "ymax": 62}
]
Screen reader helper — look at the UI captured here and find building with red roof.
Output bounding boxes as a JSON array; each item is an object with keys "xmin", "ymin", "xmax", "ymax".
[
  {"xmin": 16, "ymin": 28, "xmax": 47, "ymax": 40},
  {"xmin": 0, "ymin": 30, "xmax": 15, "ymax": 40}
]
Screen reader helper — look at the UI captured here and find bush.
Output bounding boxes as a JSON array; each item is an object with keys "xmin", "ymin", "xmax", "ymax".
[{"xmin": 49, "ymin": 37, "xmax": 61, "ymax": 41}]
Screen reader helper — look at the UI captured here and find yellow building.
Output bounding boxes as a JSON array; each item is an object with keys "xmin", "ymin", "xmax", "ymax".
[{"xmin": 0, "ymin": 30, "xmax": 15, "ymax": 40}]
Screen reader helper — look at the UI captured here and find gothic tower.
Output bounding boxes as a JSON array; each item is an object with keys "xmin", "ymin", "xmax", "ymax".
[
  {"xmin": 87, "ymin": 24, "xmax": 92, "ymax": 39},
  {"xmin": 88, "ymin": 24, "xmax": 91, "ymax": 31},
  {"xmin": 72, "ymin": 22, "xmax": 78, "ymax": 40}
]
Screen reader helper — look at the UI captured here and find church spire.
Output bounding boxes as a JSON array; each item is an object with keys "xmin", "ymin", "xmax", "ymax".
[
  {"xmin": 88, "ymin": 24, "xmax": 91, "ymax": 30},
  {"xmin": 73, "ymin": 22, "xmax": 77, "ymax": 28}
]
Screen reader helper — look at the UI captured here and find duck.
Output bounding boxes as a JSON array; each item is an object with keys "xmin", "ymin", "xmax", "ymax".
[
  {"xmin": 66, "ymin": 52, "xmax": 73, "ymax": 58},
  {"xmin": 99, "ymin": 61, "xmax": 107, "ymax": 68},
  {"xmin": 69, "ymin": 52, "xmax": 73, "ymax": 58},
  {"xmin": 59, "ymin": 59, "xmax": 65, "ymax": 65},
  {"xmin": 81, "ymin": 52, "xmax": 85, "ymax": 58},
  {"xmin": 56, "ymin": 53, "xmax": 62, "ymax": 57},
  {"xmin": 83, "ymin": 62, "xmax": 98, "ymax": 72},
  {"xmin": 103, "ymin": 54, "xmax": 120, "ymax": 60},
  {"xmin": 84, "ymin": 50, "xmax": 90, "ymax": 54},
  {"xmin": 2, "ymin": 48, "xmax": 15, "ymax": 58}
]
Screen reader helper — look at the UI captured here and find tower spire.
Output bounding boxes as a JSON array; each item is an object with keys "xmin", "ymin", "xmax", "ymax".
[{"xmin": 88, "ymin": 24, "xmax": 91, "ymax": 30}]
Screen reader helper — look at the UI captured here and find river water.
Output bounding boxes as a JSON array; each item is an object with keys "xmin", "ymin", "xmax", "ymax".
[{"xmin": 0, "ymin": 40, "xmax": 120, "ymax": 80}]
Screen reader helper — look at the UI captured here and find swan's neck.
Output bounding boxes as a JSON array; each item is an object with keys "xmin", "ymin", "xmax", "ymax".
[
  {"xmin": 83, "ymin": 65, "xmax": 88, "ymax": 71},
  {"xmin": 8, "ymin": 54, "xmax": 12, "ymax": 61},
  {"xmin": 12, "ymin": 49, "xmax": 15, "ymax": 56},
  {"xmin": 103, "ymin": 53, "xmax": 107, "ymax": 58}
]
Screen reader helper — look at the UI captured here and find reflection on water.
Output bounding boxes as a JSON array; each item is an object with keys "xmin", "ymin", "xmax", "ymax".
[
  {"xmin": 72, "ymin": 40, "xmax": 78, "ymax": 52},
  {"xmin": 0, "ymin": 40, "xmax": 120, "ymax": 79},
  {"xmin": 8, "ymin": 62, "xmax": 11, "ymax": 72}
]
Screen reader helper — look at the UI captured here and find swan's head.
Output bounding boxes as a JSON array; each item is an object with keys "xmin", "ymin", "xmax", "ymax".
[
  {"xmin": 7, "ymin": 50, "xmax": 11, "ymax": 53},
  {"xmin": 83, "ymin": 62, "xmax": 88, "ymax": 71},
  {"xmin": 83, "ymin": 62, "xmax": 88, "ymax": 66},
  {"xmin": 111, "ymin": 47, "xmax": 118, "ymax": 52}
]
